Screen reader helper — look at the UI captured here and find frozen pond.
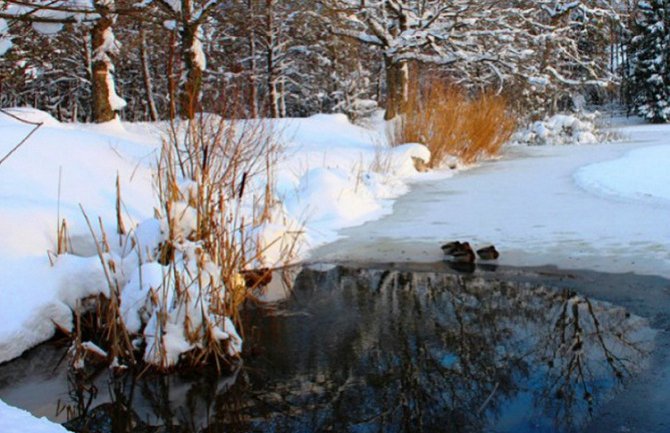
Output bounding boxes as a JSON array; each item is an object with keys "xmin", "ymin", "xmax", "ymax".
[
  {"xmin": 0, "ymin": 264, "xmax": 667, "ymax": 433},
  {"xmin": 309, "ymin": 125, "xmax": 670, "ymax": 279}
]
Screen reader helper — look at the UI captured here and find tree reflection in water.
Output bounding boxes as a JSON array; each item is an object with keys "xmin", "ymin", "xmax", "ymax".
[{"xmin": 63, "ymin": 266, "xmax": 654, "ymax": 433}]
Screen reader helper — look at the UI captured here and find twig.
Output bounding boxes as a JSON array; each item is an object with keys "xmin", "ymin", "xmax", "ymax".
[
  {"xmin": 477, "ymin": 381, "xmax": 499, "ymax": 415},
  {"xmin": 0, "ymin": 108, "xmax": 43, "ymax": 125},
  {"xmin": 0, "ymin": 108, "xmax": 43, "ymax": 166}
]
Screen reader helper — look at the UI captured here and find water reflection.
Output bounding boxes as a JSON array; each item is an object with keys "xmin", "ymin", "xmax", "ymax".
[{"xmin": 7, "ymin": 266, "xmax": 657, "ymax": 433}]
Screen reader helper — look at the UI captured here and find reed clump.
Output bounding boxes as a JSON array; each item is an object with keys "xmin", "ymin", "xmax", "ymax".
[
  {"xmin": 67, "ymin": 107, "xmax": 297, "ymax": 373},
  {"xmin": 389, "ymin": 81, "xmax": 517, "ymax": 166}
]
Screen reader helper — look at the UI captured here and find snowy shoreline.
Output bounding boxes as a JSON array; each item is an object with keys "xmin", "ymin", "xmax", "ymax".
[
  {"xmin": 0, "ymin": 109, "xmax": 438, "ymax": 367},
  {"xmin": 309, "ymin": 128, "xmax": 670, "ymax": 280}
]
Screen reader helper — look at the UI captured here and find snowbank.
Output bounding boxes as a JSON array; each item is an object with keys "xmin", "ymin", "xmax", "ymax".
[
  {"xmin": 512, "ymin": 113, "xmax": 599, "ymax": 146},
  {"xmin": 0, "ymin": 399, "xmax": 69, "ymax": 433},
  {"xmin": 0, "ymin": 109, "xmax": 433, "ymax": 366},
  {"xmin": 575, "ymin": 145, "xmax": 670, "ymax": 204},
  {"xmin": 0, "ymin": 109, "xmax": 155, "ymax": 365},
  {"xmin": 275, "ymin": 114, "xmax": 434, "ymax": 246},
  {"xmin": 0, "ymin": 108, "xmax": 436, "ymax": 429}
]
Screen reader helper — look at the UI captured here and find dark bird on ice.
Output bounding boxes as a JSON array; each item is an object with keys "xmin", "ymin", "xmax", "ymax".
[
  {"xmin": 442, "ymin": 241, "xmax": 475, "ymax": 263},
  {"xmin": 476, "ymin": 245, "xmax": 500, "ymax": 261}
]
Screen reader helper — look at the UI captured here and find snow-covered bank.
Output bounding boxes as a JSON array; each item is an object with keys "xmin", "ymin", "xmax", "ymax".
[
  {"xmin": 310, "ymin": 123, "xmax": 670, "ymax": 279},
  {"xmin": 0, "ymin": 111, "xmax": 156, "ymax": 364},
  {"xmin": 0, "ymin": 109, "xmax": 433, "ymax": 366},
  {"xmin": 0, "ymin": 399, "xmax": 69, "ymax": 433},
  {"xmin": 0, "ymin": 109, "xmax": 437, "ymax": 430},
  {"xmin": 575, "ymin": 144, "xmax": 670, "ymax": 203}
]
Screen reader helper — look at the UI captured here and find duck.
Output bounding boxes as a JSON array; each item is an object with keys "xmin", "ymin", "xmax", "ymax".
[
  {"xmin": 476, "ymin": 245, "xmax": 500, "ymax": 261},
  {"xmin": 441, "ymin": 241, "xmax": 463, "ymax": 255},
  {"xmin": 442, "ymin": 241, "xmax": 476, "ymax": 263}
]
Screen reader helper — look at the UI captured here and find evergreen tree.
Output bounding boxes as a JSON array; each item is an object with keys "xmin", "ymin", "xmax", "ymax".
[{"xmin": 631, "ymin": 0, "xmax": 670, "ymax": 122}]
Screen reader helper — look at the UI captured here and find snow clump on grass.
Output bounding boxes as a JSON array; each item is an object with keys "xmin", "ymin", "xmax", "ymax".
[{"xmin": 512, "ymin": 113, "xmax": 601, "ymax": 146}]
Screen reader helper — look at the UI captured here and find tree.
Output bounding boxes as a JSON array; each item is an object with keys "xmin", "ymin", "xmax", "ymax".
[
  {"xmin": 323, "ymin": 0, "xmax": 620, "ymax": 120},
  {"xmin": 323, "ymin": 0, "xmax": 502, "ymax": 119},
  {"xmin": 509, "ymin": 0, "xmax": 620, "ymax": 116},
  {"xmin": 630, "ymin": 0, "xmax": 670, "ymax": 122},
  {"xmin": 148, "ymin": 0, "xmax": 232, "ymax": 119},
  {"xmin": 1, "ymin": 0, "xmax": 131, "ymax": 122}
]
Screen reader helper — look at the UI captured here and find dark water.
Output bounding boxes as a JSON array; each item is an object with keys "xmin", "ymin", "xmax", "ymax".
[{"xmin": 0, "ymin": 265, "xmax": 658, "ymax": 433}]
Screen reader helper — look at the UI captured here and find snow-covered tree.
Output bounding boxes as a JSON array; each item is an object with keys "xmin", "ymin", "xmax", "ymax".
[
  {"xmin": 509, "ymin": 0, "xmax": 621, "ymax": 116},
  {"xmin": 630, "ymin": 0, "xmax": 670, "ymax": 122},
  {"xmin": 323, "ymin": 0, "xmax": 620, "ymax": 120},
  {"xmin": 322, "ymin": 0, "xmax": 506, "ymax": 119},
  {"xmin": 149, "ymin": 0, "xmax": 231, "ymax": 119},
  {"xmin": 0, "ymin": 0, "xmax": 130, "ymax": 122},
  {"xmin": 0, "ymin": 21, "xmax": 91, "ymax": 121}
]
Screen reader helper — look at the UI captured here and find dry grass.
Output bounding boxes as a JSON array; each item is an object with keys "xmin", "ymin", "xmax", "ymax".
[
  {"xmin": 66, "ymin": 100, "xmax": 296, "ymax": 372},
  {"xmin": 145, "ymin": 111, "xmax": 287, "ymax": 370},
  {"xmin": 389, "ymin": 81, "xmax": 517, "ymax": 166}
]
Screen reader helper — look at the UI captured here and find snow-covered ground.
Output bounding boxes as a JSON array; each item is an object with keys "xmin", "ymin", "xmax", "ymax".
[
  {"xmin": 0, "ymin": 108, "xmax": 436, "ymax": 430},
  {"xmin": 0, "ymin": 108, "xmax": 433, "ymax": 365},
  {"xmin": 0, "ymin": 399, "xmax": 69, "ymax": 433},
  {"xmin": 310, "ymin": 122, "xmax": 670, "ymax": 278}
]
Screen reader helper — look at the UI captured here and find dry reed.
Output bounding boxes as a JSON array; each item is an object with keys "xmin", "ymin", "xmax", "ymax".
[
  {"xmin": 390, "ymin": 81, "xmax": 517, "ymax": 166},
  {"xmin": 66, "ymin": 99, "xmax": 294, "ymax": 372}
]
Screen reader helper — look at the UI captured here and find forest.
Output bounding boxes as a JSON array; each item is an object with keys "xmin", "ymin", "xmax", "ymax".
[{"xmin": 1, "ymin": 1, "xmax": 662, "ymax": 125}]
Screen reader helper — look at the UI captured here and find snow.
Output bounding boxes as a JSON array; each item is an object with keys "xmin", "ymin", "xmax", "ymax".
[
  {"xmin": 80, "ymin": 341, "xmax": 108, "ymax": 358},
  {"xmin": 275, "ymin": 114, "xmax": 435, "ymax": 246},
  {"xmin": 575, "ymin": 145, "xmax": 670, "ymax": 204},
  {"xmin": 31, "ymin": 22, "xmax": 63, "ymax": 35},
  {"xmin": 512, "ymin": 114, "xmax": 599, "ymax": 146},
  {"xmin": 193, "ymin": 28, "xmax": 207, "ymax": 71},
  {"xmin": 0, "ymin": 399, "xmax": 69, "ymax": 433},
  {"xmin": 0, "ymin": 109, "xmax": 155, "ymax": 365}
]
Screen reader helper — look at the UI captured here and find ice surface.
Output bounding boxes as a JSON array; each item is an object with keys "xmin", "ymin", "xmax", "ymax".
[{"xmin": 310, "ymin": 123, "xmax": 670, "ymax": 279}]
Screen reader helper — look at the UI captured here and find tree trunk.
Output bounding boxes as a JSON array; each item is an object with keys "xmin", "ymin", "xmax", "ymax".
[
  {"xmin": 384, "ymin": 56, "xmax": 409, "ymax": 120},
  {"xmin": 139, "ymin": 24, "xmax": 159, "ymax": 121},
  {"xmin": 268, "ymin": 76, "xmax": 279, "ymax": 118},
  {"xmin": 91, "ymin": 16, "xmax": 117, "ymax": 123},
  {"xmin": 247, "ymin": 0, "xmax": 258, "ymax": 118},
  {"xmin": 166, "ymin": 31, "xmax": 178, "ymax": 120},
  {"xmin": 279, "ymin": 76, "xmax": 286, "ymax": 117},
  {"xmin": 266, "ymin": 0, "xmax": 279, "ymax": 118},
  {"xmin": 179, "ymin": 23, "xmax": 204, "ymax": 119}
]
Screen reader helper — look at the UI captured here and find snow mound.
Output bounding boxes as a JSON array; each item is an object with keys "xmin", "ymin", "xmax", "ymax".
[
  {"xmin": 512, "ymin": 114, "xmax": 599, "ymax": 146},
  {"xmin": 0, "ymin": 107, "xmax": 61, "ymax": 127},
  {"xmin": 0, "ymin": 111, "xmax": 156, "ymax": 363},
  {"xmin": 575, "ymin": 145, "xmax": 670, "ymax": 204},
  {"xmin": 0, "ymin": 399, "xmax": 69, "ymax": 433}
]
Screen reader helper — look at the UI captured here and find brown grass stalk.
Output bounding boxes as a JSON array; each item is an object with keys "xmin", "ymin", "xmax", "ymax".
[{"xmin": 390, "ymin": 81, "xmax": 517, "ymax": 166}]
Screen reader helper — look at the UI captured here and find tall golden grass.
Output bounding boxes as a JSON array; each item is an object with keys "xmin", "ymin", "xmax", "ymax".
[{"xmin": 390, "ymin": 81, "xmax": 517, "ymax": 166}]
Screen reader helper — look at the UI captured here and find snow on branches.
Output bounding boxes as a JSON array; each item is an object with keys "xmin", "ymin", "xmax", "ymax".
[{"xmin": 323, "ymin": 0, "xmax": 620, "ymax": 118}]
